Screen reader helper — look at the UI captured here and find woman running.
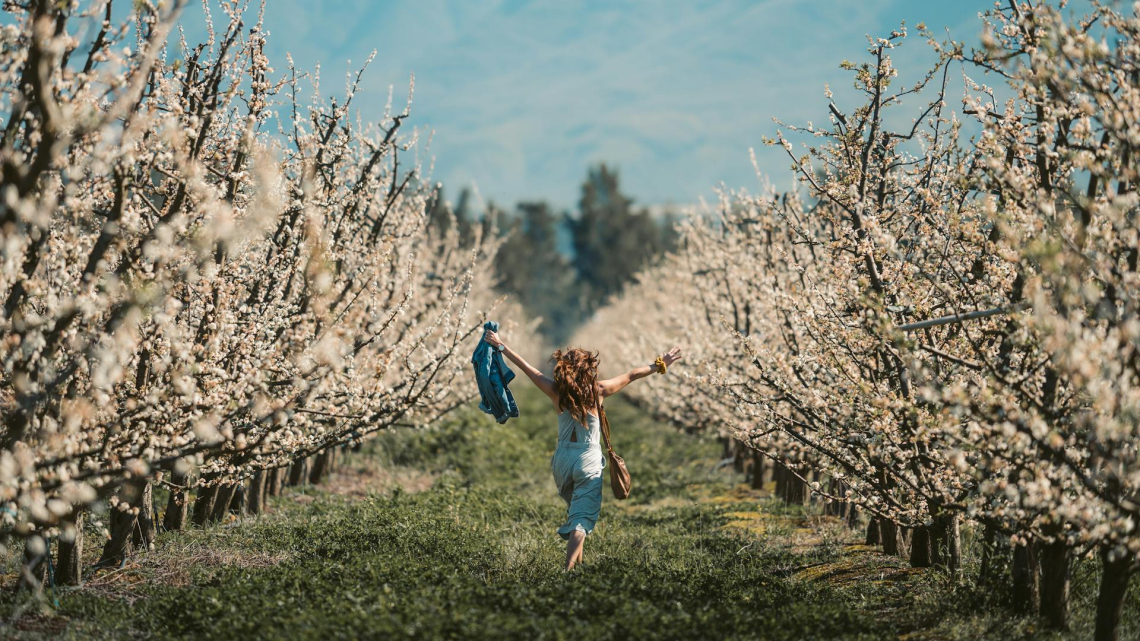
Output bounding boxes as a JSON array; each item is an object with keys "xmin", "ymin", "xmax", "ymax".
[{"xmin": 481, "ymin": 327, "xmax": 682, "ymax": 570}]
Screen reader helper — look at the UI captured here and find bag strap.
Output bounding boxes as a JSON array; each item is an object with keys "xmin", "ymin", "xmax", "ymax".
[{"xmin": 598, "ymin": 403, "xmax": 615, "ymax": 456}]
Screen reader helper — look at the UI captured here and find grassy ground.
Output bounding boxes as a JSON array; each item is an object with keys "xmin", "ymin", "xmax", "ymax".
[{"xmin": 1, "ymin": 388, "xmax": 1137, "ymax": 639}]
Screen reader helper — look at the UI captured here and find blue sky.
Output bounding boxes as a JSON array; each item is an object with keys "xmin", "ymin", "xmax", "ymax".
[{"xmin": 173, "ymin": 1, "xmax": 1037, "ymax": 211}]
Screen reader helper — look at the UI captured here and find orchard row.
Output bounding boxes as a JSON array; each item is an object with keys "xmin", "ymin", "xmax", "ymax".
[
  {"xmin": 575, "ymin": 4, "xmax": 1140, "ymax": 639},
  {"xmin": 0, "ymin": 0, "xmax": 535, "ymax": 590}
]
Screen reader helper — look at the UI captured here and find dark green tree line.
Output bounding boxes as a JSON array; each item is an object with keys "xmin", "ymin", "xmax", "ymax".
[{"xmin": 429, "ymin": 164, "xmax": 678, "ymax": 345}]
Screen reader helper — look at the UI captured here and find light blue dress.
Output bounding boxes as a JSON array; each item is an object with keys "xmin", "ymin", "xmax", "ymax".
[{"xmin": 550, "ymin": 411, "xmax": 606, "ymax": 540}]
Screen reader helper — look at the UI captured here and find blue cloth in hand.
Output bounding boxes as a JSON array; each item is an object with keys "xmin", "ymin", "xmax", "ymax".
[{"xmin": 472, "ymin": 320, "xmax": 519, "ymax": 424}]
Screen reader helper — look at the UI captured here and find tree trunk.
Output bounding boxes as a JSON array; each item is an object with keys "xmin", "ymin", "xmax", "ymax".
[
  {"xmin": 880, "ymin": 520, "xmax": 900, "ymax": 556},
  {"xmin": 828, "ymin": 480, "xmax": 848, "ymax": 518},
  {"xmin": 131, "ymin": 482, "xmax": 155, "ymax": 551},
  {"xmin": 56, "ymin": 512, "xmax": 84, "ymax": 586},
  {"xmin": 288, "ymin": 458, "xmax": 307, "ymax": 486},
  {"xmin": 1094, "ymin": 546, "xmax": 1134, "ymax": 641},
  {"xmin": 246, "ymin": 470, "xmax": 266, "ymax": 515},
  {"xmin": 1012, "ymin": 540, "xmax": 1041, "ymax": 615},
  {"xmin": 310, "ymin": 449, "xmax": 331, "ymax": 485},
  {"xmin": 784, "ymin": 469, "xmax": 806, "ymax": 505},
  {"xmin": 210, "ymin": 483, "xmax": 237, "ymax": 523},
  {"xmin": 930, "ymin": 520, "xmax": 944, "ymax": 567},
  {"xmin": 1039, "ymin": 538, "xmax": 1071, "ymax": 630},
  {"xmin": 881, "ymin": 521, "xmax": 908, "ymax": 558},
  {"xmin": 732, "ymin": 440, "xmax": 745, "ymax": 474},
  {"xmin": 230, "ymin": 481, "xmax": 246, "ymax": 514},
  {"xmin": 774, "ymin": 464, "xmax": 787, "ymax": 500},
  {"xmin": 266, "ymin": 467, "xmax": 281, "ymax": 497},
  {"xmin": 866, "ymin": 517, "xmax": 881, "ymax": 546},
  {"xmin": 910, "ymin": 525, "xmax": 933, "ymax": 568},
  {"xmin": 17, "ymin": 535, "xmax": 49, "ymax": 593},
  {"xmin": 750, "ymin": 450, "xmax": 765, "ymax": 490},
  {"xmin": 163, "ymin": 470, "xmax": 190, "ymax": 532},
  {"xmin": 97, "ymin": 482, "xmax": 147, "ymax": 568},
  {"xmin": 273, "ymin": 466, "xmax": 285, "ymax": 494},
  {"xmin": 938, "ymin": 513, "xmax": 961, "ymax": 572},
  {"xmin": 846, "ymin": 503, "xmax": 859, "ymax": 530},
  {"xmin": 785, "ymin": 475, "xmax": 802, "ymax": 504},
  {"xmin": 979, "ymin": 523, "xmax": 1002, "ymax": 585},
  {"xmin": 192, "ymin": 484, "xmax": 219, "ymax": 527}
]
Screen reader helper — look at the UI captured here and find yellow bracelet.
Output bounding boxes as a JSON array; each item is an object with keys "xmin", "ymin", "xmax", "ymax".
[{"xmin": 654, "ymin": 356, "xmax": 667, "ymax": 374}]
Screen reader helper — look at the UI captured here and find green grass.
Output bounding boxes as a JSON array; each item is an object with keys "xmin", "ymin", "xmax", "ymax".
[{"xmin": 2, "ymin": 388, "xmax": 1137, "ymax": 639}]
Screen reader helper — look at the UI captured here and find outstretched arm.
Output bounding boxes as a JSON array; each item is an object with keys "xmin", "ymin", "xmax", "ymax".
[
  {"xmin": 483, "ymin": 329, "xmax": 558, "ymax": 404},
  {"xmin": 599, "ymin": 347, "xmax": 682, "ymax": 398}
]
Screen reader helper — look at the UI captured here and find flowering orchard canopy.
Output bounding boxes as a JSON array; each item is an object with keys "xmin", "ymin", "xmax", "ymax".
[
  {"xmin": 0, "ymin": 0, "xmax": 530, "ymax": 549},
  {"xmin": 575, "ymin": 2, "xmax": 1139, "ymax": 634}
]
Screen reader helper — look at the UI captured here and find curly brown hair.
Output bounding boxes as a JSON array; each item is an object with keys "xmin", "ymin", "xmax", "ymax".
[{"xmin": 550, "ymin": 347, "xmax": 600, "ymax": 421}]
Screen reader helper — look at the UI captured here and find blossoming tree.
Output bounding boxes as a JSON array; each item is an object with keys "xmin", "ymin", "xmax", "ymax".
[
  {"xmin": 0, "ymin": 0, "xmax": 515, "ymax": 588},
  {"xmin": 576, "ymin": 3, "xmax": 1139, "ymax": 638}
]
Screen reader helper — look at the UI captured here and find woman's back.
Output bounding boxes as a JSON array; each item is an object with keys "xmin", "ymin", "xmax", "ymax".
[{"xmin": 556, "ymin": 411, "xmax": 601, "ymax": 447}]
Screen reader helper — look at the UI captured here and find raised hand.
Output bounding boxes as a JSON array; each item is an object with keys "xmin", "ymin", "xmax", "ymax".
[
  {"xmin": 661, "ymin": 347, "xmax": 683, "ymax": 367},
  {"xmin": 483, "ymin": 328, "xmax": 504, "ymax": 348}
]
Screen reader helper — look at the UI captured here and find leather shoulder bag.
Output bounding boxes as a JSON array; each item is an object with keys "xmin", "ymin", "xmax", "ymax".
[{"xmin": 598, "ymin": 404, "xmax": 631, "ymax": 500}]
